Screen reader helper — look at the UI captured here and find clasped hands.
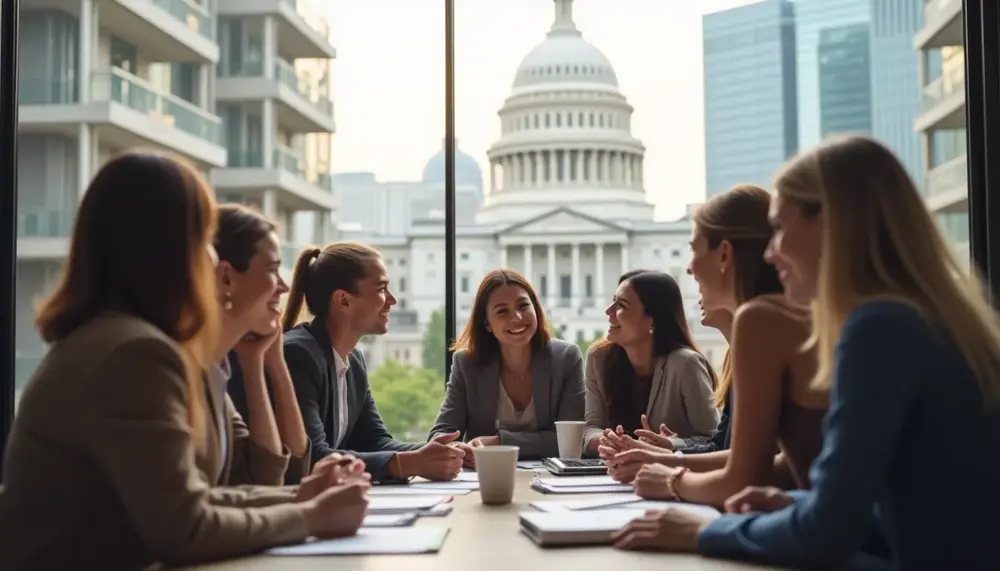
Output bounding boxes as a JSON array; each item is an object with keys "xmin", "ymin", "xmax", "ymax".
[
  {"xmin": 293, "ymin": 452, "xmax": 371, "ymax": 539},
  {"xmin": 597, "ymin": 415, "xmax": 676, "ymax": 484}
]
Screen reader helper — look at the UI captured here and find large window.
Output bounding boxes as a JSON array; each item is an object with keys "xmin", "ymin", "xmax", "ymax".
[{"xmin": 2, "ymin": 0, "xmax": 999, "ymax": 458}]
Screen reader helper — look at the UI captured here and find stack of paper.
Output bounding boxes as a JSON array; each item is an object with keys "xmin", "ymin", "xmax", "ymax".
[
  {"xmin": 530, "ymin": 475, "xmax": 634, "ymax": 494},
  {"xmin": 367, "ymin": 495, "xmax": 453, "ymax": 517},
  {"xmin": 266, "ymin": 527, "xmax": 450, "ymax": 556},
  {"xmin": 519, "ymin": 503, "xmax": 721, "ymax": 547},
  {"xmin": 361, "ymin": 513, "xmax": 418, "ymax": 528},
  {"xmin": 529, "ymin": 496, "xmax": 723, "ymax": 519}
]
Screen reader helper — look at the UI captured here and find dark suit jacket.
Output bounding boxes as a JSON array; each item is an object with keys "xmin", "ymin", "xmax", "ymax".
[
  {"xmin": 427, "ymin": 339, "xmax": 585, "ymax": 459},
  {"xmin": 284, "ymin": 318, "xmax": 420, "ymax": 481}
]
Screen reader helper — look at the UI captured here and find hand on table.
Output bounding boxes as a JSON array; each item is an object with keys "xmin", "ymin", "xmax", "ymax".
[
  {"xmin": 302, "ymin": 479, "xmax": 371, "ymax": 539},
  {"xmin": 398, "ymin": 431, "xmax": 465, "ymax": 481},
  {"xmin": 633, "ymin": 414, "xmax": 676, "ymax": 450},
  {"xmin": 724, "ymin": 486, "xmax": 794, "ymax": 514},
  {"xmin": 631, "ymin": 463, "xmax": 683, "ymax": 500},
  {"xmin": 295, "ymin": 453, "xmax": 370, "ymax": 503},
  {"xmin": 604, "ymin": 448, "xmax": 672, "ymax": 484},
  {"xmin": 612, "ymin": 508, "xmax": 714, "ymax": 552}
]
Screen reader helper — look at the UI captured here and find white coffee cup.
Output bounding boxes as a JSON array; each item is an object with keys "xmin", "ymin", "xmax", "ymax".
[
  {"xmin": 555, "ymin": 420, "xmax": 586, "ymax": 459},
  {"xmin": 473, "ymin": 445, "xmax": 519, "ymax": 505}
]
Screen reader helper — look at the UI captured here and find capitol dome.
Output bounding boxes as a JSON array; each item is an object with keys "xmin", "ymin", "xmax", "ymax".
[
  {"xmin": 512, "ymin": 0, "xmax": 618, "ymax": 90},
  {"xmin": 478, "ymin": 0, "xmax": 653, "ymax": 226},
  {"xmin": 421, "ymin": 139, "xmax": 484, "ymax": 194}
]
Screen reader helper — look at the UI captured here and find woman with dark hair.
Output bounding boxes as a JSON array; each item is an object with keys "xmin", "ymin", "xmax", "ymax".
[
  {"xmin": 583, "ymin": 270, "xmax": 720, "ymax": 458},
  {"xmin": 0, "ymin": 153, "xmax": 369, "ymax": 569},
  {"xmin": 428, "ymin": 269, "xmax": 585, "ymax": 462},
  {"xmin": 282, "ymin": 242, "xmax": 465, "ymax": 482},
  {"xmin": 213, "ymin": 204, "xmax": 320, "ymax": 485}
]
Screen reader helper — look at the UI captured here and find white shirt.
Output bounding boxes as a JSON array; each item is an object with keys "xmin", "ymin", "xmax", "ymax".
[
  {"xmin": 496, "ymin": 383, "xmax": 538, "ymax": 432},
  {"xmin": 332, "ymin": 350, "xmax": 350, "ymax": 448}
]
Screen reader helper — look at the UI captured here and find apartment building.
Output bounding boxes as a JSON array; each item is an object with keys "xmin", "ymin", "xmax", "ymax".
[
  {"xmin": 14, "ymin": 0, "xmax": 337, "ymax": 386},
  {"xmin": 914, "ymin": 0, "xmax": 967, "ymax": 261}
]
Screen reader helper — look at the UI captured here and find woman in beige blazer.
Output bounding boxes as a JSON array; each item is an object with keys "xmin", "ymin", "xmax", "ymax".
[
  {"xmin": 0, "ymin": 152, "xmax": 369, "ymax": 570},
  {"xmin": 584, "ymin": 270, "xmax": 720, "ymax": 457}
]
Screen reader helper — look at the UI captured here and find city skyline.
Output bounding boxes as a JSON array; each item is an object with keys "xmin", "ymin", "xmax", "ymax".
[{"xmin": 328, "ymin": 0, "xmax": 755, "ymax": 221}]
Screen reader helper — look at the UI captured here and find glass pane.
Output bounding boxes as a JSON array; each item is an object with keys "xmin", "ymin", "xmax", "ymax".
[
  {"xmin": 14, "ymin": 0, "xmax": 336, "ymax": 410},
  {"xmin": 326, "ymin": 0, "xmax": 444, "ymax": 441}
]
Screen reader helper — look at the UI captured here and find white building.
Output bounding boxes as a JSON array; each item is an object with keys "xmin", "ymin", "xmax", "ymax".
[
  {"xmin": 15, "ymin": 0, "xmax": 337, "ymax": 387},
  {"xmin": 914, "ymin": 0, "xmax": 968, "ymax": 263},
  {"xmin": 360, "ymin": 0, "xmax": 726, "ymax": 370}
]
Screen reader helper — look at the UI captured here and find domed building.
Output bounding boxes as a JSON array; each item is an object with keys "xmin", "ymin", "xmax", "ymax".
[
  {"xmin": 422, "ymin": 139, "xmax": 484, "ymax": 196},
  {"xmin": 478, "ymin": 0, "xmax": 652, "ymax": 225},
  {"xmin": 356, "ymin": 0, "xmax": 725, "ymax": 372}
]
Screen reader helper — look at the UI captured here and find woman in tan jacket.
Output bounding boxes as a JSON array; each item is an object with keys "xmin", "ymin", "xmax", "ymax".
[{"xmin": 0, "ymin": 152, "xmax": 369, "ymax": 570}]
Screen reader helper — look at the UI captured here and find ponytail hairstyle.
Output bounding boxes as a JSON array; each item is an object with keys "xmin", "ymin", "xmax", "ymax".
[{"xmin": 282, "ymin": 242, "xmax": 383, "ymax": 331}]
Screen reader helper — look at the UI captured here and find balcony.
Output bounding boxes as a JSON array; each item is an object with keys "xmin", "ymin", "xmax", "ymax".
[
  {"xmin": 914, "ymin": 64, "xmax": 965, "ymax": 133},
  {"xmin": 16, "ymin": 209, "xmax": 73, "ymax": 260},
  {"xmin": 216, "ymin": 0, "xmax": 336, "ymax": 59},
  {"xmin": 914, "ymin": 0, "xmax": 963, "ymax": 50},
  {"xmin": 925, "ymin": 154, "xmax": 968, "ymax": 213},
  {"xmin": 216, "ymin": 60, "xmax": 336, "ymax": 134},
  {"xmin": 104, "ymin": 0, "xmax": 219, "ymax": 63},
  {"xmin": 212, "ymin": 147, "xmax": 337, "ymax": 211},
  {"xmin": 18, "ymin": 68, "xmax": 227, "ymax": 167}
]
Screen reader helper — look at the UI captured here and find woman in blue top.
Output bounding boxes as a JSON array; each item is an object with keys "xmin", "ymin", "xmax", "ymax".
[{"xmin": 612, "ymin": 135, "xmax": 1000, "ymax": 570}]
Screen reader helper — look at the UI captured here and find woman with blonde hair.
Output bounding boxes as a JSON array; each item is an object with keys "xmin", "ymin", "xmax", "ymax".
[
  {"xmin": 605, "ymin": 185, "xmax": 827, "ymax": 503},
  {"xmin": 614, "ymin": 136, "xmax": 1000, "ymax": 570},
  {"xmin": 0, "ymin": 153, "xmax": 369, "ymax": 569}
]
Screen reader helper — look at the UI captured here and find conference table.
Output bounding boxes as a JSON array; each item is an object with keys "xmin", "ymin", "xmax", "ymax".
[{"xmin": 182, "ymin": 470, "xmax": 795, "ymax": 571}]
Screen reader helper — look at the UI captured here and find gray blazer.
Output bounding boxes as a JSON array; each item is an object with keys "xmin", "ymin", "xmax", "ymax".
[
  {"xmin": 428, "ymin": 338, "xmax": 585, "ymax": 459},
  {"xmin": 584, "ymin": 345, "xmax": 720, "ymax": 450}
]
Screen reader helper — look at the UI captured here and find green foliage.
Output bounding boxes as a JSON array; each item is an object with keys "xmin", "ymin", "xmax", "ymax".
[
  {"xmin": 367, "ymin": 360, "xmax": 444, "ymax": 440},
  {"xmin": 421, "ymin": 308, "xmax": 447, "ymax": 379},
  {"xmin": 575, "ymin": 334, "xmax": 604, "ymax": 356}
]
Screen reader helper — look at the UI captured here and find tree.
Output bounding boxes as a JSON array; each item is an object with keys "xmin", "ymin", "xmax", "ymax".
[
  {"xmin": 422, "ymin": 308, "xmax": 447, "ymax": 379},
  {"xmin": 367, "ymin": 360, "xmax": 444, "ymax": 440}
]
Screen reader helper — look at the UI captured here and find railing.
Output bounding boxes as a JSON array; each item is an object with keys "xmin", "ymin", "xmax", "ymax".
[
  {"xmin": 216, "ymin": 59, "xmax": 265, "ymax": 78},
  {"xmin": 274, "ymin": 146, "xmax": 310, "ymax": 179},
  {"xmin": 923, "ymin": 0, "xmax": 960, "ymax": 35},
  {"xmin": 18, "ymin": 78, "xmax": 77, "ymax": 105},
  {"xmin": 150, "ymin": 0, "xmax": 214, "ymax": 40},
  {"xmin": 926, "ymin": 154, "xmax": 968, "ymax": 197},
  {"xmin": 922, "ymin": 59, "xmax": 965, "ymax": 112},
  {"xmin": 275, "ymin": 59, "xmax": 334, "ymax": 116},
  {"xmin": 93, "ymin": 67, "xmax": 222, "ymax": 145},
  {"xmin": 17, "ymin": 209, "xmax": 73, "ymax": 238},
  {"xmin": 280, "ymin": 0, "xmax": 331, "ymax": 41},
  {"xmin": 227, "ymin": 151, "xmax": 264, "ymax": 168}
]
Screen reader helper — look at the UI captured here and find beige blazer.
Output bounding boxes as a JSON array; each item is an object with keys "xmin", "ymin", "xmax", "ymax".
[
  {"xmin": 583, "ymin": 345, "xmax": 721, "ymax": 450},
  {"xmin": 0, "ymin": 312, "xmax": 308, "ymax": 570}
]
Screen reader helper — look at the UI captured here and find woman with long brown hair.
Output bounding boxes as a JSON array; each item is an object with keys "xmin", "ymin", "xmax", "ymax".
[
  {"xmin": 0, "ymin": 153, "xmax": 369, "ymax": 569},
  {"xmin": 429, "ymin": 269, "xmax": 585, "ymax": 462},
  {"xmin": 583, "ymin": 270, "xmax": 720, "ymax": 459}
]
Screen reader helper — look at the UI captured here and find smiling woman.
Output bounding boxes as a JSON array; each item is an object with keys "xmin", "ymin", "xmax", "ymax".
[{"xmin": 429, "ymin": 269, "xmax": 586, "ymax": 460}]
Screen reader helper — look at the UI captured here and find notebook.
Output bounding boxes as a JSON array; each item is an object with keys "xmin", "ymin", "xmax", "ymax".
[
  {"xmin": 266, "ymin": 527, "xmax": 450, "ymax": 556},
  {"xmin": 530, "ymin": 475, "xmax": 633, "ymax": 494},
  {"xmin": 362, "ymin": 513, "xmax": 418, "ymax": 527},
  {"xmin": 366, "ymin": 495, "xmax": 451, "ymax": 515},
  {"xmin": 519, "ymin": 505, "xmax": 722, "ymax": 546}
]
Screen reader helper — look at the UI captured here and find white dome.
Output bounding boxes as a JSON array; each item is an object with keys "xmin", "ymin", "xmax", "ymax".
[{"xmin": 512, "ymin": 0, "xmax": 618, "ymax": 89}]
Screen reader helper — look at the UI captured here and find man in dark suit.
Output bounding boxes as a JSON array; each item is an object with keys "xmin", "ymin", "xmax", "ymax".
[{"xmin": 277, "ymin": 243, "xmax": 465, "ymax": 482}]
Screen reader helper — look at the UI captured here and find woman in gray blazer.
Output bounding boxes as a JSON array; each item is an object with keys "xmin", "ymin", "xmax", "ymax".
[
  {"xmin": 584, "ymin": 270, "xmax": 720, "ymax": 458},
  {"xmin": 428, "ymin": 269, "xmax": 585, "ymax": 460}
]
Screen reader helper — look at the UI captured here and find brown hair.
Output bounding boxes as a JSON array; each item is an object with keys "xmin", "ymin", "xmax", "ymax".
[
  {"xmin": 35, "ymin": 151, "xmax": 219, "ymax": 445},
  {"xmin": 214, "ymin": 203, "xmax": 275, "ymax": 271},
  {"xmin": 593, "ymin": 270, "xmax": 714, "ymax": 427},
  {"xmin": 282, "ymin": 241, "xmax": 383, "ymax": 331},
  {"xmin": 451, "ymin": 269, "xmax": 552, "ymax": 365},
  {"xmin": 693, "ymin": 184, "xmax": 784, "ymax": 406}
]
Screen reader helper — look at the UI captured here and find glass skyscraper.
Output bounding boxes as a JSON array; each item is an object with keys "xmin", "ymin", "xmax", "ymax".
[
  {"xmin": 703, "ymin": 0, "xmax": 798, "ymax": 198},
  {"xmin": 819, "ymin": 22, "xmax": 872, "ymax": 137}
]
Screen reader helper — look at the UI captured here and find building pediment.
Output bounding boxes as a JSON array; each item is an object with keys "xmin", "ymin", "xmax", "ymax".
[{"xmin": 499, "ymin": 207, "xmax": 628, "ymax": 238}]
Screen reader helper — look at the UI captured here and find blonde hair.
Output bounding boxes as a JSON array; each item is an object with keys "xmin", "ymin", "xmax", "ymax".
[
  {"xmin": 775, "ymin": 135, "xmax": 1000, "ymax": 406},
  {"xmin": 694, "ymin": 185, "xmax": 784, "ymax": 406}
]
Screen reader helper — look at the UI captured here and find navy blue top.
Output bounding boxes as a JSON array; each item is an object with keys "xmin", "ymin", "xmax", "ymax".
[
  {"xmin": 680, "ymin": 390, "xmax": 731, "ymax": 453},
  {"xmin": 698, "ymin": 300, "xmax": 1000, "ymax": 570}
]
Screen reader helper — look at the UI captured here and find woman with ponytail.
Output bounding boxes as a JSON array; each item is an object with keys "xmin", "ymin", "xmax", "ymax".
[{"xmin": 282, "ymin": 242, "xmax": 466, "ymax": 482}]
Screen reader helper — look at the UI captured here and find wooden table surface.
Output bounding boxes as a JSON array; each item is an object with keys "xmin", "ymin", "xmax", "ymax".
[{"xmin": 181, "ymin": 471, "xmax": 792, "ymax": 571}]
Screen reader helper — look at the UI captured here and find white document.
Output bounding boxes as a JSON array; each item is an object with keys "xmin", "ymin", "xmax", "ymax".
[
  {"xmin": 454, "ymin": 471, "xmax": 479, "ymax": 481},
  {"xmin": 367, "ymin": 495, "xmax": 450, "ymax": 514},
  {"xmin": 535, "ymin": 475, "xmax": 619, "ymax": 487},
  {"xmin": 368, "ymin": 486, "xmax": 472, "ymax": 496},
  {"xmin": 265, "ymin": 527, "xmax": 450, "ymax": 556},
  {"xmin": 530, "ymin": 495, "xmax": 643, "ymax": 512},
  {"xmin": 408, "ymin": 480, "xmax": 480, "ymax": 491},
  {"xmin": 361, "ymin": 513, "xmax": 417, "ymax": 527},
  {"xmin": 533, "ymin": 483, "xmax": 634, "ymax": 494}
]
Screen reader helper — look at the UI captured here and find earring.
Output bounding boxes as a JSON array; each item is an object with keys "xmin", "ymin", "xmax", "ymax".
[
  {"xmin": 648, "ymin": 326, "xmax": 654, "ymax": 335},
  {"xmin": 223, "ymin": 293, "xmax": 233, "ymax": 312}
]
